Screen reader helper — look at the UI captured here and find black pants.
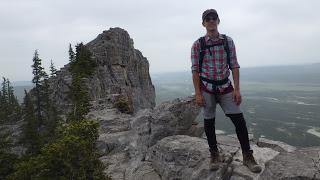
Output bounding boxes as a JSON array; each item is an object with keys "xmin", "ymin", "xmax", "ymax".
[{"xmin": 204, "ymin": 113, "xmax": 251, "ymax": 153}]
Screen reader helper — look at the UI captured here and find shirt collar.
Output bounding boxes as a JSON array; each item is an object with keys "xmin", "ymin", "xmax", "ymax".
[{"xmin": 204, "ymin": 33, "xmax": 224, "ymax": 43}]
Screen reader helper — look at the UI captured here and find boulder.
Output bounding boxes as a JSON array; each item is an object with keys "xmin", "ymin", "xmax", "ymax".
[{"xmin": 260, "ymin": 147, "xmax": 320, "ymax": 180}]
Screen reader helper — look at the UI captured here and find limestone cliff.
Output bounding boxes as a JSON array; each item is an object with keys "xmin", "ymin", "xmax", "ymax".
[{"xmin": 49, "ymin": 27, "xmax": 155, "ymax": 114}]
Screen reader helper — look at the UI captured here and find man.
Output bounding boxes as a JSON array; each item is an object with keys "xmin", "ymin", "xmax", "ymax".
[{"xmin": 191, "ymin": 9, "xmax": 262, "ymax": 173}]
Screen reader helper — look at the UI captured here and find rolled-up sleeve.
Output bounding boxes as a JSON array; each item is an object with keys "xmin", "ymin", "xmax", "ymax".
[
  {"xmin": 228, "ymin": 37, "xmax": 240, "ymax": 69},
  {"xmin": 191, "ymin": 40, "xmax": 200, "ymax": 72}
]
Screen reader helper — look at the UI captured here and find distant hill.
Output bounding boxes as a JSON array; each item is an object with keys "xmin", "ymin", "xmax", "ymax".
[
  {"xmin": 241, "ymin": 63, "xmax": 320, "ymax": 84},
  {"xmin": 150, "ymin": 63, "xmax": 320, "ymax": 104},
  {"xmin": 14, "ymin": 63, "xmax": 320, "ymax": 103},
  {"xmin": 151, "ymin": 63, "xmax": 320, "ymax": 147},
  {"xmin": 151, "ymin": 63, "xmax": 320, "ymax": 84},
  {"xmin": 12, "ymin": 81, "xmax": 32, "ymax": 87},
  {"xmin": 11, "ymin": 63, "xmax": 320, "ymax": 147},
  {"xmin": 11, "ymin": 81, "xmax": 33, "ymax": 103},
  {"xmin": 13, "ymin": 85, "xmax": 33, "ymax": 103}
]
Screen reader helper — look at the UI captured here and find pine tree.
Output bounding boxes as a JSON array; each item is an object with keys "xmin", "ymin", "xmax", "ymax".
[
  {"xmin": 27, "ymin": 50, "xmax": 51, "ymax": 153},
  {"xmin": 49, "ymin": 60, "xmax": 57, "ymax": 77},
  {"xmin": 10, "ymin": 44, "xmax": 109, "ymax": 180},
  {"xmin": 67, "ymin": 75, "xmax": 90, "ymax": 122},
  {"xmin": 67, "ymin": 43, "xmax": 96, "ymax": 122},
  {"xmin": 41, "ymin": 75, "xmax": 60, "ymax": 144},
  {"xmin": 69, "ymin": 43, "xmax": 75, "ymax": 63},
  {"xmin": 43, "ymin": 103, "xmax": 61, "ymax": 143},
  {"xmin": 20, "ymin": 90, "xmax": 41, "ymax": 155},
  {"xmin": 31, "ymin": 50, "xmax": 47, "ymax": 127},
  {"xmin": 72, "ymin": 43, "xmax": 96, "ymax": 77},
  {"xmin": 0, "ymin": 85, "xmax": 3, "ymax": 122},
  {"xmin": 0, "ymin": 91, "xmax": 2, "ymax": 121},
  {"xmin": 0, "ymin": 126, "xmax": 13, "ymax": 154},
  {"xmin": 7, "ymin": 79, "xmax": 14, "ymax": 104},
  {"xmin": 1, "ymin": 78, "xmax": 8, "ymax": 102},
  {"xmin": 10, "ymin": 120, "xmax": 110, "ymax": 180},
  {"xmin": 0, "ymin": 78, "xmax": 20, "ymax": 178},
  {"xmin": 0, "ymin": 78, "xmax": 21, "ymax": 123},
  {"xmin": 0, "ymin": 78, "xmax": 8, "ymax": 121},
  {"xmin": 25, "ymin": 50, "xmax": 61, "ymax": 150},
  {"xmin": 0, "ymin": 126, "xmax": 18, "ymax": 179},
  {"xmin": 7, "ymin": 79, "xmax": 21, "ymax": 122}
]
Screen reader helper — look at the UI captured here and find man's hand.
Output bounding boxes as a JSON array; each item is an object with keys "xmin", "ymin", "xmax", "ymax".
[
  {"xmin": 195, "ymin": 93, "xmax": 205, "ymax": 107},
  {"xmin": 232, "ymin": 89, "xmax": 242, "ymax": 105}
]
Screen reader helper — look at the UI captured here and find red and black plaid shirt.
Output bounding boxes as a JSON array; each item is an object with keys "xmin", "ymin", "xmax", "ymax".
[{"xmin": 191, "ymin": 34, "xmax": 240, "ymax": 94}]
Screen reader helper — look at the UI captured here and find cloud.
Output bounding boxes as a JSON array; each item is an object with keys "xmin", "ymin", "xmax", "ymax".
[{"xmin": 0, "ymin": 0, "xmax": 319, "ymax": 80}]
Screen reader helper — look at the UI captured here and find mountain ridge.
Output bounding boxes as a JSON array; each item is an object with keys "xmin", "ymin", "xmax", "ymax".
[{"xmin": 7, "ymin": 28, "xmax": 320, "ymax": 179}]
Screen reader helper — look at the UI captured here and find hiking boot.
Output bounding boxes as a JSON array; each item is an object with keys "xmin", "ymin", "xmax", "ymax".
[
  {"xmin": 209, "ymin": 150, "xmax": 220, "ymax": 171},
  {"xmin": 243, "ymin": 150, "xmax": 262, "ymax": 173}
]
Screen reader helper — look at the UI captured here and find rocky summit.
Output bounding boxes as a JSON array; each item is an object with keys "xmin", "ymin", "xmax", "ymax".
[
  {"xmin": 91, "ymin": 94, "xmax": 320, "ymax": 180},
  {"xmin": 13, "ymin": 28, "xmax": 320, "ymax": 179},
  {"xmin": 82, "ymin": 28, "xmax": 320, "ymax": 180},
  {"xmin": 49, "ymin": 27, "xmax": 155, "ymax": 114}
]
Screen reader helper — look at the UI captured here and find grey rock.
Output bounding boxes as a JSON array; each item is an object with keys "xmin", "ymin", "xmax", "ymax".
[
  {"xmin": 100, "ymin": 152, "xmax": 161, "ymax": 180},
  {"xmin": 128, "ymin": 97, "xmax": 202, "ymax": 161},
  {"xmin": 145, "ymin": 134, "xmax": 278, "ymax": 180},
  {"xmin": 231, "ymin": 144, "xmax": 279, "ymax": 180},
  {"xmin": 126, "ymin": 162, "xmax": 161, "ymax": 180},
  {"xmin": 149, "ymin": 96, "xmax": 202, "ymax": 146},
  {"xmin": 146, "ymin": 135, "xmax": 228, "ymax": 180},
  {"xmin": 257, "ymin": 137, "xmax": 296, "ymax": 153},
  {"xmin": 100, "ymin": 152, "xmax": 130, "ymax": 180},
  {"xmin": 215, "ymin": 135, "xmax": 279, "ymax": 180},
  {"xmin": 95, "ymin": 96, "xmax": 202, "ymax": 180},
  {"xmin": 260, "ymin": 147, "xmax": 320, "ymax": 180},
  {"xmin": 0, "ymin": 121, "xmax": 26, "ymax": 156},
  {"xmin": 87, "ymin": 107, "xmax": 133, "ymax": 155},
  {"xmin": 129, "ymin": 109, "xmax": 153, "ymax": 161},
  {"xmin": 49, "ymin": 28, "xmax": 155, "ymax": 114},
  {"xmin": 95, "ymin": 94, "xmax": 319, "ymax": 180}
]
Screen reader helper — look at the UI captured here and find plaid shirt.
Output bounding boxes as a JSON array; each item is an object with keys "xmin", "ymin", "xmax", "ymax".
[{"xmin": 191, "ymin": 34, "xmax": 240, "ymax": 93}]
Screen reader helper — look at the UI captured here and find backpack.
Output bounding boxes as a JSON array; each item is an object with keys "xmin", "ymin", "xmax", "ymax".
[{"xmin": 198, "ymin": 34, "xmax": 231, "ymax": 86}]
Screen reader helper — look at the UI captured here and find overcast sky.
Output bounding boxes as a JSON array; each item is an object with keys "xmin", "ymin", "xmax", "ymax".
[{"xmin": 1, "ymin": 0, "xmax": 320, "ymax": 81}]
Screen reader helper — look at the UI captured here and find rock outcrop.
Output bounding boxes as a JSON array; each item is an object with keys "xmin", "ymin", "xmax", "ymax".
[
  {"xmin": 59, "ymin": 28, "xmax": 320, "ymax": 180},
  {"xmin": 49, "ymin": 27, "xmax": 155, "ymax": 114},
  {"xmin": 11, "ymin": 28, "xmax": 320, "ymax": 180},
  {"xmin": 259, "ymin": 146, "xmax": 320, "ymax": 179},
  {"xmin": 92, "ymin": 95, "xmax": 320, "ymax": 180},
  {"xmin": 88, "ymin": 96, "xmax": 203, "ymax": 179}
]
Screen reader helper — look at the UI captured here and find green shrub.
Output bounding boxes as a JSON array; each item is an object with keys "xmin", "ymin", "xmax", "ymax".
[
  {"xmin": 9, "ymin": 120, "xmax": 111, "ymax": 180},
  {"xmin": 113, "ymin": 95, "xmax": 133, "ymax": 114}
]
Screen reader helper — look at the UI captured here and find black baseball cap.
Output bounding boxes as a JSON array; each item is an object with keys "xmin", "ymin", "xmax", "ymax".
[{"xmin": 202, "ymin": 9, "xmax": 219, "ymax": 22}]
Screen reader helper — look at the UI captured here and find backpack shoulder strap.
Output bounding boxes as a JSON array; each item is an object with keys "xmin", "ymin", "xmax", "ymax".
[
  {"xmin": 198, "ymin": 37, "xmax": 206, "ymax": 73},
  {"xmin": 222, "ymin": 34, "xmax": 232, "ymax": 70}
]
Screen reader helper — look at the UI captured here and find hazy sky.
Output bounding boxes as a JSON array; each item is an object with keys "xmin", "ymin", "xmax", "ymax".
[{"xmin": 1, "ymin": 0, "xmax": 320, "ymax": 81}]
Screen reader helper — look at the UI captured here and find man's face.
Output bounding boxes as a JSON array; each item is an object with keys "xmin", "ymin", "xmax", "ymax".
[{"xmin": 202, "ymin": 13, "xmax": 219, "ymax": 31}]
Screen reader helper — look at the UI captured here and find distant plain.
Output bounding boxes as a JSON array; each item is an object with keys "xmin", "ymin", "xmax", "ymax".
[
  {"xmin": 13, "ymin": 63, "xmax": 320, "ymax": 147},
  {"xmin": 152, "ymin": 63, "xmax": 320, "ymax": 147}
]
